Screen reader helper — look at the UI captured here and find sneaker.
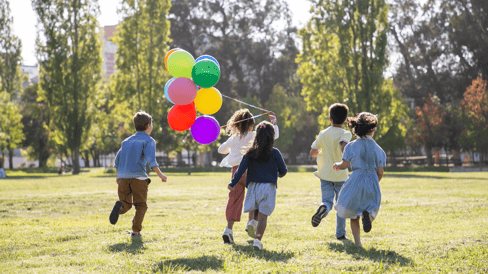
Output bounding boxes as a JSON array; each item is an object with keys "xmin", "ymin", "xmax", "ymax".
[
  {"xmin": 246, "ymin": 220, "xmax": 258, "ymax": 238},
  {"xmin": 222, "ymin": 227, "xmax": 234, "ymax": 244},
  {"xmin": 311, "ymin": 205, "xmax": 328, "ymax": 227},
  {"xmin": 362, "ymin": 210, "xmax": 372, "ymax": 233},
  {"xmin": 131, "ymin": 232, "xmax": 142, "ymax": 238},
  {"xmin": 253, "ymin": 238, "xmax": 263, "ymax": 250},
  {"xmin": 337, "ymin": 235, "xmax": 349, "ymax": 240},
  {"xmin": 109, "ymin": 201, "xmax": 123, "ymax": 225}
]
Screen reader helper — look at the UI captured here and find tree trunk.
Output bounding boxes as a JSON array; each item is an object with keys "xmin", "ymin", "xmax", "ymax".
[
  {"xmin": 84, "ymin": 151, "xmax": 90, "ymax": 168},
  {"xmin": 425, "ymin": 144, "xmax": 433, "ymax": 166},
  {"xmin": 72, "ymin": 148, "xmax": 80, "ymax": 175},
  {"xmin": 8, "ymin": 147, "xmax": 14, "ymax": 170},
  {"xmin": 187, "ymin": 148, "xmax": 191, "ymax": 175}
]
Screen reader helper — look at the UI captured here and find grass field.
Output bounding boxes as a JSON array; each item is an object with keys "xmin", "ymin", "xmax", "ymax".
[{"xmin": 0, "ymin": 169, "xmax": 487, "ymax": 273}]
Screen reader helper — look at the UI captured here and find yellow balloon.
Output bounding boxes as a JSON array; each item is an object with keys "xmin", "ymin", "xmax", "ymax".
[{"xmin": 194, "ymin": 87, "xmax": 223, "ymax": 115}]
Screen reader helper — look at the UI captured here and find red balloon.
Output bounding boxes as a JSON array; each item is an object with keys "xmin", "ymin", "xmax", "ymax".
[{"xmin": 167, "ymin": 103, "xmax": 196, "ymax": 131}]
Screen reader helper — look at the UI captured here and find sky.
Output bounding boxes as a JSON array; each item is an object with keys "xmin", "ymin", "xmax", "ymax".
[{"xmin": 10, "ymin": 0, "xmax": 312, "ymax": 66}]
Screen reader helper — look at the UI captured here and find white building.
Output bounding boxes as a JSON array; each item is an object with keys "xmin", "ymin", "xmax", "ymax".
[{"xmin": 102, "ymin": 25, "xmax": 117, "ymax": 78}]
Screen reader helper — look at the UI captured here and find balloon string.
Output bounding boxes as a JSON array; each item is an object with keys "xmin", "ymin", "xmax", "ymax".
[
  {"xmin": 221, "ymin": 94, "xmax": 271, "ymax": 113},
  {"xmin": 221, "ymin": 112, "xmax": 272, "ymax": 128}
]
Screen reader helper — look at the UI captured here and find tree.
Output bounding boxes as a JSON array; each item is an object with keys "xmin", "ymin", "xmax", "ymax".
[
  {"xmin": 33, "ymin": 0, "xmax": 102, "ymax": 174},
  {"xmin": 298, "ymin": 0, "xmax": 408, "ymax": 151},
  {"xmin": 409, "ymin": 95, "xmax": 445, "ymax": 166},
  {"xmin": 0, "ymin": 92, "xmax": 24, "ymax": 169},
  {"xmin": 20, "ymin": 83, "xmax": 53, "ymax": 168},
  {"xmin": 461, "ymin": 77, "xmax": 488, "ymax": 162},
  {"xmin": 0, "ymin": 0, "xmax": 25, "ymax": 169},
  {"xmin": 112, "ymin": 0, "xmax": 173, "ymax": 154},
  {"xmin": 169, "ymin": 0, "xmax": 296, "ymax": 121},
  {"xmin": 390, "ymin": 0, "xmax": 488, "ymax": 106}
]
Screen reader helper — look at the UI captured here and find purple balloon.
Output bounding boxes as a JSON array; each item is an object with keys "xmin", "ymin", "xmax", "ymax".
[
  {"xmin": 191, "ymin": 116, "xmax": 220, "ymax": 144},
  {"xmin": 167, "ymin": 78, "xmax": 197, "ymax": 105}
]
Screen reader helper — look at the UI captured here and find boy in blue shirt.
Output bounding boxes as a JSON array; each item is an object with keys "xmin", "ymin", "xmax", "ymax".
[{"xmin": 109, "ymin": 111, "xmax": 167, "ymax": 238}]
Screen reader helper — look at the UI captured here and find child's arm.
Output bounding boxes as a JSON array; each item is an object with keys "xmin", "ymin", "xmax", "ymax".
[
  {"xmin": 340, "ymin": 141, "xmax": 347, "ymax": 153},
  {"xmin": 377, "ymin": 167, "xmax": 384, "ymax": 182},
  {"xmin": 268, "ymin": 113, "xmax": 280, "ymax": 139},
  {"xmin": 333, "ymin": 160, "xmax": 350, "ymax": 170},
  {"xmin": 309, "ymin": 148, "xmax": 319, "ymax": 158},
  {"xmin": 152, "ymin": 166, "xmax": 167, "ymax": 182},
  {"xmin": 275, "ymin": 150, "xmax": 288, "ymax": 178},
  {"xmin": 218, "ymin": 136, "xmax": 233, "ymax": 154}
]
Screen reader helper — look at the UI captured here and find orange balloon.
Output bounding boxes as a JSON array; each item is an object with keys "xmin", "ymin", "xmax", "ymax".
[{"xmin": 165, "ymin": 48, "xmax": 181, "ymax": 72}]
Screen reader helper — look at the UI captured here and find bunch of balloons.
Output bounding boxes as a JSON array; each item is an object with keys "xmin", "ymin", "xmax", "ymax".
[{"xmin": 164, "ymin": 48, "xmax": 222, "ymax": 144}]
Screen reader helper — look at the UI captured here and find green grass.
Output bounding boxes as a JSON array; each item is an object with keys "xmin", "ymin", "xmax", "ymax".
[{"xmin": 0, "ymin": 168, "xmax": 487, "ymax": 273}]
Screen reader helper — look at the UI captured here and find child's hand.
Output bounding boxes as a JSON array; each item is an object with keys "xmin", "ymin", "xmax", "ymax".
[
  {"xmin": 228, "ymin": 185, "xmax": 234, "ymax": 191},
  {"xmin": 268, "ymin": 112, "xmax": 277, "ymax": 125},
  {"xmin": 160, "ymin": 174, "xmax": 167, "ymax": 182}
]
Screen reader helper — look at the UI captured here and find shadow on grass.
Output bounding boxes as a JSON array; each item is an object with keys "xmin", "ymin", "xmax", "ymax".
[
  {"xmin": 231, "ymin": 242, "xmax": 295, "ymax": 262},
  {"xmin": 328, "ymin": 242, "xmax": 412, "ymax": 266},
  {"xmin": 154, "ymin": 255, "xmax": 224, "ymax": 272},
  {"xmin": 108, "ymin": 238, "xmax": 146, "ymax": 254}
]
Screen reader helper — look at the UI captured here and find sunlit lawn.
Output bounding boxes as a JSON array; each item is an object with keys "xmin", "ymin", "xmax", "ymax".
[{"xmin": 0, "ymin": 168, "xmax": 487, "ymax": 273}]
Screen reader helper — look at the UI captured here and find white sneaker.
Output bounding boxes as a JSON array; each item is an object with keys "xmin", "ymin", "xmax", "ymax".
[
  {"xmin": 222, "ymin": 227, "xmax": 234, "ymax": 244},
  {"xmin": 246, "ymin": 220, "xmax": 258, "ymax": 238},
  {"xmin": 253, "ymin": 238, "xmax": 263, "ymax": 250}
]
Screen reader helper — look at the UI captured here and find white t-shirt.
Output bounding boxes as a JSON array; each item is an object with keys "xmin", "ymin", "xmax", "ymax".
[
  {"xmin": 218, "ymin": 125, "xmax": 279, "ymax": 168},
  {"xmin": 311, "ymin": 126, "xmax": 352, "ymax": 182}
]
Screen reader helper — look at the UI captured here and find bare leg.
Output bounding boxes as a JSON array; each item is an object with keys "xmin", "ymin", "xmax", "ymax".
[
  {"xmin": 249, "ymin": 210, "xmax": 258, "ymax": 221},
  {"xmin": 255, "ymin": 212, "xmax": 268, "ymax": 240},
  {"xmin": 227, "ymin": 220, "xmax": 235, "ymax": 230},
  {"xmin": 351, "ymin": 217, "xmax": 362, "ymax": 247}
]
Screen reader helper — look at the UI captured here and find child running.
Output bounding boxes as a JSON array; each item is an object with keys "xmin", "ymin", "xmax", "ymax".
[
  {"xmin": 309, "ymin": 103, "xmax": 352, "ymax": 240},
  {"xmin": 333, "ymin": 112, "xmax": 386, "ymax": 247},
  {"xmin": 218, "ymin": 109, "xmax": 279, "ymax": 244},
  {"xmin": 228, "ymin": 121, "xmax": 287, "ymax": 250},
  {"xmin": 109, "ymin": 111, "xmax": 167, "ymax": 238}
]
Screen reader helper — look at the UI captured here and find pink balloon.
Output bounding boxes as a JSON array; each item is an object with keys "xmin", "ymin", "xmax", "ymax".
[{"xmin": 167, "ymin": 78, "xmax": 198, "ymax": 105}]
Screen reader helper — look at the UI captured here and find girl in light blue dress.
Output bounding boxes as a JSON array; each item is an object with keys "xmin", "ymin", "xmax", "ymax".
[{"xmin": 333, "ymin": 112, "xmax": 386, "ymax": 247}]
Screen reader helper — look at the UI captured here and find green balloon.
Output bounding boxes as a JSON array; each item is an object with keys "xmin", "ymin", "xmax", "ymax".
[
  {"xmin": 167, "ymin": 51, "xmax": 195, "ymax": 78},
  {"xmin": 191, "ymin": 60, "xmax": 221, "ymax": 88}
]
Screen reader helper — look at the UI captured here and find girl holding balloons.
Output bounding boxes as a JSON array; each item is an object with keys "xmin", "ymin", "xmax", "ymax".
[{"xmin": 218, "ymin": 109, "xmax": 279, "ymax": 245}]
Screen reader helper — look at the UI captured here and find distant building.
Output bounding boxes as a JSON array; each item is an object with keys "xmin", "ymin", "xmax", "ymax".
[
  {"xmin": 102, "ymin": 25, "xmax": 117, "ymax": 78},
  {"xmin": 21, "ymin": 65, "xmax": 39, "ymax": 88}
]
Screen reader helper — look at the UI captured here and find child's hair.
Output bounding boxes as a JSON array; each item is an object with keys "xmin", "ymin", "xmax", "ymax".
[
  {"xmin": 245, "ymin": 121, "xmax": 275, "ymax": 161},
  {"xmin": 329, "ymin": 103, "xmax": 349, "ymax": 124},
  {"xmin": 347, "ymin": 112, "xmax": 378, "ymax": 138},
  {"xmin": 226, "ymin": 109, "xmax": 255, "ymax": 138},
  {"xmin": 133, "ymin": 111, "xmax": 153, "ymax": 131}
]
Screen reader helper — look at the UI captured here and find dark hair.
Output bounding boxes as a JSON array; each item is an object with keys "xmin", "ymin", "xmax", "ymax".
[
  {"xmin": 133, "ymin": 111, "xmax": 153, "ymax": 131},
  {"xmin": 347, "ymin": 112, "xmax": 378, "ymax": 138},
  {"xmin": 245, "ymin": 121, "xmax": 275, "ymax": 161},
  {"xmin": 329, "ymin": 103, "xmax": 349, "ymax": 124},
  {"xmin": 226, "ymin": 109, "xmax": 255, "ymax": 138}
]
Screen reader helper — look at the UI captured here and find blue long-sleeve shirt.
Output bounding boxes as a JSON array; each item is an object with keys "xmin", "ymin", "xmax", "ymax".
[
  {"xmin": 229, "ymin": 148, "xmax": 287, "ymax": 188},
  {"xmin": 114, "ymin": 131, "xmax": 159, "ymax": 179}
]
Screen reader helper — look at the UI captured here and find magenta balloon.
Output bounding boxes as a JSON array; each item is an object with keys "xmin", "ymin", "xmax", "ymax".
[
  {"xmin": 191, "ymin": 116, "xmax": 220, "ymax": 144},
  {"xmin": 167, "ymin": 78, "xmax": 198, "ymax": 105}
]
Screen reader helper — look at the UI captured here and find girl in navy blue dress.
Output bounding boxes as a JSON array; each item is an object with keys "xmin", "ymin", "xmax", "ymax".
[{"xmin": 333, "ymin": 112, "xmax": 386, "ymax": 247}]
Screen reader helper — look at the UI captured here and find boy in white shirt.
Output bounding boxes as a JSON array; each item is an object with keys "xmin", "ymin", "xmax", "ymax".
[{"xmin": 309, "ymin": 103, "xmax": 352, "ymax": 240}]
